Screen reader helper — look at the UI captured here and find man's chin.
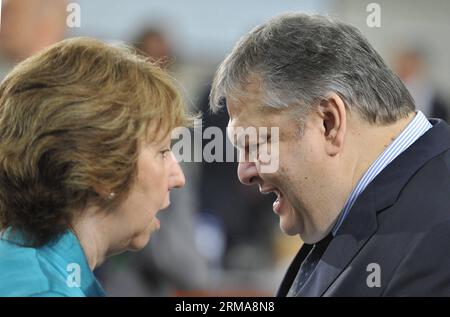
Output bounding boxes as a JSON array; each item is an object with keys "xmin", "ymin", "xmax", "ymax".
[
  {"xmin": 279, "ymin": 217, "xmax": 301, "ymax": 236},
  {"xmin": 298, "ymin": 229, "xmax": 330, "ymax": 244}
]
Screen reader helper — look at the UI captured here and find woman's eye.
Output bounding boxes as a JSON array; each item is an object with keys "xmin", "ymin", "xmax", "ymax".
[{"xmin": 160, "ymin": 149, "xmax": 171, "ymax": 159}]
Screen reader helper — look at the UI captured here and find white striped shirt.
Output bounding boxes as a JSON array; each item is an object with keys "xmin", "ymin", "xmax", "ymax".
[{"xmin": 332, "ymin": 111, "xmax": 432, "ymax": 235}]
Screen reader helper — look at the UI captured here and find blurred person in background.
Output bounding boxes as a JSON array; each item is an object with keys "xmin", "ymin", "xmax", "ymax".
[
  {"xmin": 135, "ymin": 28, "xmax": 172, "ymax": 69},
  {"xmin": 96, "ymin": 27, "xmax": 210, "ymax": 296},
  {"xmin": 394, "ymin": 48, "xmax": 449, "ymax": 122},
  {"xmin": 0, "ymin": 0, "xmax": 67, "ymax": 79},
  {"xmin": 210, "ymin": 12, "xmax": 450, "ymax": 296},
  {"xmin": 0, "ymin": 37, "xmax": 192, "ymax": 296}
]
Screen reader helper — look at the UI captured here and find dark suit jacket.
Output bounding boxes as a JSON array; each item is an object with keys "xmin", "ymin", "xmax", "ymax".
[{"xmin": 277, "ymin": 119, "xmax": 450, "ymax": 297}]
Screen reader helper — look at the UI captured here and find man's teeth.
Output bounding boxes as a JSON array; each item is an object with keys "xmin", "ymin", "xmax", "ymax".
[{"xmin": 261, "ymin": 188, "xmax": 283, "ymax": 199}]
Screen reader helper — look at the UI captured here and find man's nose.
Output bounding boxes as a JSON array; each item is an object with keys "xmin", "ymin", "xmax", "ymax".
[
  {"xmin": 169, "ymin": 153, "xmax": 185, "ymax": 189},
  {"xmin": 237, "ymin": 161, "xmax": 259, "ymax": 185}
]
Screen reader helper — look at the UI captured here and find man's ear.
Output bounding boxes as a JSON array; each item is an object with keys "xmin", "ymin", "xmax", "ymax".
[{"xmin": 317, "ymin": 93, "xmax": 347, "ymax": 156}]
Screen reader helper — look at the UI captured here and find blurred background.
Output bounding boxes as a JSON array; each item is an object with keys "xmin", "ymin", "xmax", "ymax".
[{"xmin": 1, "ymin": 0, "xmax": 449, "ymax": 296}]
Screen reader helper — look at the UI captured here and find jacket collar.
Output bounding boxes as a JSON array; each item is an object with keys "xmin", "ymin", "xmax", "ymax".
[{"xmin": 277, "ymin": 119, "xmax": 450, "ymax": 297}]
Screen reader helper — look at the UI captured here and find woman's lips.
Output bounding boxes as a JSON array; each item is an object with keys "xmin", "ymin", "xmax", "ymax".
[{"xmin": 150, "ymin": 217, "xmax": 160, "ymax": 231}]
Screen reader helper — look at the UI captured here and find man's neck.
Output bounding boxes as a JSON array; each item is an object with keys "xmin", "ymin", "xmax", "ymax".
[{"xmin": 349, "ymin": 112, "xmax": 416, "ymax": 192}]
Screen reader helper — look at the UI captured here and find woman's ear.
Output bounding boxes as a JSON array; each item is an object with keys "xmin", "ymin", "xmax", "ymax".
[
  {"xmin": 92, "ymin": 183, "xmax": 113, "ymax": 200},
  {"xmin": 317, "ymin": 93, "xmax": 347, "ymax": 156}
]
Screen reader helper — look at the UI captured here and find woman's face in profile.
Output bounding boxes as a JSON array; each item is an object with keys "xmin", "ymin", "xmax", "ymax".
[{"xmin": 113, "ymin": 133, "xmax": 185, "ymax": 251}]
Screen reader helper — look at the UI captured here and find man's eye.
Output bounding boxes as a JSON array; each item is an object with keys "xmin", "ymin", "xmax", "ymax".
[
  {"xmin": 244, "ymin": 144, "xmax": 252, "ymax": 152},
  {"xmin": 259, "ymin": 135, "xmax": 271, "ymax": 145},
  {"xmin": 245, "ymin": 144, "xmax": 259, "ymax": 154}
]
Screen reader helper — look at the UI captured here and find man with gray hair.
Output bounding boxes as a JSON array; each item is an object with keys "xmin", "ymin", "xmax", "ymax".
[{"xmin": 210, "ymin": 13, "xmax": 450, "ymax": 296}]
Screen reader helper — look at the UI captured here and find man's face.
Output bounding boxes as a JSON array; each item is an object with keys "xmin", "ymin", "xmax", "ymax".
[{"xmin": 227, "ymin": 85, "xmax": 342, "ymax": 244}]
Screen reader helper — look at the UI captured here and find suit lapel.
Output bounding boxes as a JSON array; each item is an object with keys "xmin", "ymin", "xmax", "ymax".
[
  {"xmin": 276, "ymin": 243, "xmax": 313, "ymax": 296},
  {"xmin": 277, "ymin": 119, "xmax": 450, "ymax": 297},
  {"xmin": 297, "ymin": 186, "xmax": 378, "ymax": 297},
  {"xmin": 275, "ymin": 187, "xmax": 378, "ymax": 297}
]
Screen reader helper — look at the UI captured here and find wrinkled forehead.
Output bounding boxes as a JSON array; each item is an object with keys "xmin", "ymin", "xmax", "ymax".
[
  {"xmin": 226, "ymin": 95, "xmax": 286, "ymax": 148},
  {"xmin": 227, "ymin": 81, "xmax": 275, "ymax": 126},
  {"xmin": 227, "ymin": 97, "xmax": 269, "ymax": 131}
]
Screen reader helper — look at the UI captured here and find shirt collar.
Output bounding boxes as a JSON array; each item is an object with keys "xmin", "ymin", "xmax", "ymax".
[
  {"xmin": 1, "ymin": 227, "xmax": 106, "ymax": 296},
  {"xmin": 331, "ymin": 111, "xmax": 432, "ymax": 236}
]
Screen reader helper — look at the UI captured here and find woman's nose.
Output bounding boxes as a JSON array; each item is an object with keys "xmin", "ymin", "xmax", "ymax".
[{"xmin": 169, "ymin": 152, "xmax": 185, "ymax": 189}]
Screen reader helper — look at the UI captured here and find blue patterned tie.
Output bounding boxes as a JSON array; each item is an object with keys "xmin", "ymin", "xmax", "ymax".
[{"xmin": 287, "ymin": 233, "xmax": 333, "ymax": 297}]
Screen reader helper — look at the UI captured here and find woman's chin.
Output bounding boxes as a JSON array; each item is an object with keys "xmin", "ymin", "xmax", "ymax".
[
  {"xmin": 128, "ymin": 232, "xmax": 152, "ymax": 251},
  {"xmin": 127, "ymin": 219, "xmax": 161, "ymax": 251}
]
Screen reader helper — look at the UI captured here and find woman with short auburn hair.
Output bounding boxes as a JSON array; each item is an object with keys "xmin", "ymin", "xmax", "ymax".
[{"xmin": 0, "ymin": 37, "xmax": 193, "ymax": 297}]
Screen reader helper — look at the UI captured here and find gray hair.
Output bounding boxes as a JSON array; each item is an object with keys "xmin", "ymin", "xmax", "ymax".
[{"xmin": 210, "ymin": 12, "xmax": 415, "ymax": 124}]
